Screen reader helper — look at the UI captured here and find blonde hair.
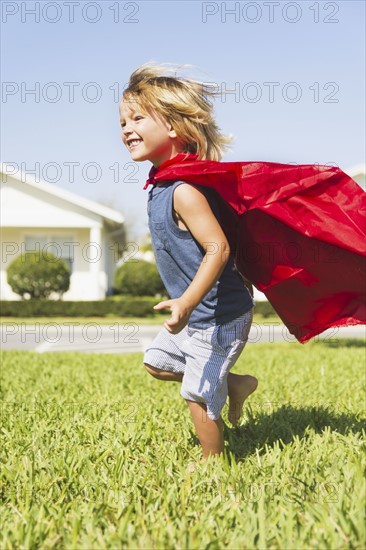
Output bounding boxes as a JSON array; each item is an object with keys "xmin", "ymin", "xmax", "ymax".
[{"xmin": 122, "ymin": 62, "xmax": 234, "ymax": 161}]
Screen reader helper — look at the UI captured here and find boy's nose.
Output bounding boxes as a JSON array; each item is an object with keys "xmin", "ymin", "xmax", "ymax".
[
  {"xmin": 123, "ymin": 128, "xmax": 132, "ymax": 141},
  {"xmin": 122, "ymin": 123, "xmax": 130, "ymax": 135}
]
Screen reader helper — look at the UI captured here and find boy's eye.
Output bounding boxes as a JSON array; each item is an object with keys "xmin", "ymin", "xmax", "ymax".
[{"xmin": 120, "ymin": 116, "xmax": 142, "ymax": 128}]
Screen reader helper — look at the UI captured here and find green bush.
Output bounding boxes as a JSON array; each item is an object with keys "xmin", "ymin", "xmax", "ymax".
[
  {"xmin": 7, "ymin": 250, "xmax": 70, "ymax": 300},
  {"xmin": 253, "ymin": 300, "xmax": 277, "ymax": 318},
  {"xmin": 0, "ymin": 297, "xmax": 159, "ymax": 317},
  {"xmin": 113, "ymin": 260, "xmax": 166, "ymax": 297},
  {"xmin": 0, "ymin": 298, "xmax": 277, "ymax": 319}
]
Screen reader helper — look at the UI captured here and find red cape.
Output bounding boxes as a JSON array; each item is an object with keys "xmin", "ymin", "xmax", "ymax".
[{"xmin": 145, "ymin": 153, "xmax": 366, "ymax": 343}]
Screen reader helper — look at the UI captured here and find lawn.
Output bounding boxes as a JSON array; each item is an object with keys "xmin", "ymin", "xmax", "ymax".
[{"xmin": 1, "ymin": 340, "xmax": 365, "ymax": 549}]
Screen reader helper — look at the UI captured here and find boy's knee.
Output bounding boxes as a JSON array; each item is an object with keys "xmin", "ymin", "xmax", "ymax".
[{"xmin": 144, "ymin": 363, "xmax": 162, "ymax": 379}]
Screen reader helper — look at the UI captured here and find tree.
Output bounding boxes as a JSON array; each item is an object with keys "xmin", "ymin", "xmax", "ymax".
[{"xmin": 7, "ymin": 250, "xmax": 70, "ymax": 299}]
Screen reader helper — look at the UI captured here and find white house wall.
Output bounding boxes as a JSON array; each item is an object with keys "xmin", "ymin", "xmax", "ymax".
[{"xmin": 1, "ymin": 227, "xmax": 107, "ymax": 301}]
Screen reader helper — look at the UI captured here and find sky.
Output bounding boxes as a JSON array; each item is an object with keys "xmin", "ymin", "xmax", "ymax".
[{"xmin": 1, "ymin": 0, "xmax": 365, "ymax": 241}]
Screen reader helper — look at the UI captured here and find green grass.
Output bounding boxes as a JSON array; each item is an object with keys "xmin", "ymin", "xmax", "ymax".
[{"xmin": 1, "ymin": 340, "xmax": 365, "ymax": 549}]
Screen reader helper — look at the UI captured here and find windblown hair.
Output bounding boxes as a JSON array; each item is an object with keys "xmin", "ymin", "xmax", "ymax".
[{"xmin": 122, "ymin": 62, "xmax": 234, "ymax": 161}]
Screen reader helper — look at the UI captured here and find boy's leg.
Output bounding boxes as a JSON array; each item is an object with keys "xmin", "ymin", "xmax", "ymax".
[
  {"xmin": 144, "ymin": 365, "xmax": 224, "ymax": 459},
  {"xmin": 143, "ymin": 326, "xmax": 187, "ymax": 382},
  {"xmin": 185, "ymin": 400, "xmax": 224, "ymax": 458},
  {"xmin": 227, "ymin": 373, "xmax": 258, "ymax": 426},
  {"xmin": 144, "ymin": 363, "xmax": 183, "ymax": 382},
  {"xmin": 145, "ymin": 363, "xmax": 257, "ymax": 425}
]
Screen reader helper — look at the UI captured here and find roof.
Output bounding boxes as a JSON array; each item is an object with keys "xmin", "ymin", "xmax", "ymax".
[{"xmin": 0, "ymin": 162, "xmax": 124, "ymax": 225}]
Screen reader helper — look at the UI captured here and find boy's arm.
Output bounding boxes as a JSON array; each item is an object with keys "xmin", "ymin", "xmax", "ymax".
[{"xmin": 153, "ymin": 183, "xmax": 231, "ymax": 334}]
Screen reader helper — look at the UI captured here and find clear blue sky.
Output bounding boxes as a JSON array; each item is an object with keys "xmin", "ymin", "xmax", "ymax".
[{"xmin": 1, "ymin": 0, "xmax": 365, "ymax": 240}]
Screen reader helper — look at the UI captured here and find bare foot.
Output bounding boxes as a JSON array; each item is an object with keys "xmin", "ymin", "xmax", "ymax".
[{"xmin": 228, "ymin": 374, "xmax": 258, "ymax": 427}]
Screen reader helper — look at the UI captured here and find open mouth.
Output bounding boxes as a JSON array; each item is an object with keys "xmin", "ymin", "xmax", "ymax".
[{"xmin": 128, "ymin": 139, "xmax": 143, "ymax": 149}]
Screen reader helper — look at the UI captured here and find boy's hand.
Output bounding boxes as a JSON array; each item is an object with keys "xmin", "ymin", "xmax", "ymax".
[{"xmin": 153, "ymin": 297, "xmax": 193, "ymax": 334}]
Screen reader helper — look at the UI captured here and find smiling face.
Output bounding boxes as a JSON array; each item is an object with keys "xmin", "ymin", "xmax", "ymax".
[{"xmin": 119, "ymin": 98, "xmax": 185, "ymax": 167}]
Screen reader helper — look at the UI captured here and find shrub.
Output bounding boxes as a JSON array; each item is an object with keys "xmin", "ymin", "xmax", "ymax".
[
  {"xmin": 0, "ymin": 297, "xmax": 278, "ymax": 319},
  {"xmin": 7, "ymin": 250, "xmax": 70, "ymax": 300},
  {"xmin": 113, "ymin": 260, "xmax": 166, "ymax": 297},
  {"xmin": 254, "ymin": 300, "xmax": 277, "ymax": 317},
  {"xmin": 0, "ymin": 297, "xmax": 160, "ymax": 317}
]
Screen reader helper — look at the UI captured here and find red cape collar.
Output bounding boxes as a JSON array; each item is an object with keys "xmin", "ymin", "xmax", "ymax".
[{"xmin": 143, "ymin": 153, "xmax": 199, "ymax": 189}]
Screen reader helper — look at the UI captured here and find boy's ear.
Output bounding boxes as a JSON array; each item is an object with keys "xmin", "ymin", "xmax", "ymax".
[{"xmin": 165, "ymin": 118, "xmax": 177, "ymax": 138}]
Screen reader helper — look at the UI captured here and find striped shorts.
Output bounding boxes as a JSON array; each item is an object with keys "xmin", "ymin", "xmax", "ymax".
[{"xmin": 143, "ymin": 307, "xmax": 253, "ymax": 420}]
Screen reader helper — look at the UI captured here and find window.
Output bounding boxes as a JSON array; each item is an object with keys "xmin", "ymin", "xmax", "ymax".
[{"xmin": 24, "ymin": 235, "xmax": 74, "ymax": 272}]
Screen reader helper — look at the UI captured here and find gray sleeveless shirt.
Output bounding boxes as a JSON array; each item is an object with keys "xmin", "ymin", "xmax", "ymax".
[{"xmin": 147, "ymin": 180, "xmax": 254, "ymax": 329}]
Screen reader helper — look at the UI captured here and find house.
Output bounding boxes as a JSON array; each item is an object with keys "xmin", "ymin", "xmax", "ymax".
[{"xmin": 0, "ymin": 163, "xmax": 126, "ymax": 300}]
